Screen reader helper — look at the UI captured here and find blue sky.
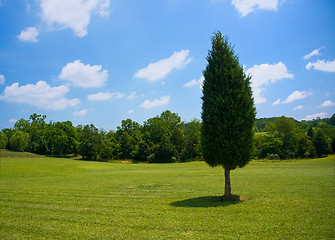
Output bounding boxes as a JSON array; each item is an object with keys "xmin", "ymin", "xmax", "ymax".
[{"xmin": 0, "ymin": 0, "xmax": 334, "ymax": 131}]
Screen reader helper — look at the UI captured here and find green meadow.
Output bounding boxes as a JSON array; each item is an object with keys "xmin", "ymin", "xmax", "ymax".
[{"xmin": 0, "ymin": 150, "xmax": 334, "ymax": 239}]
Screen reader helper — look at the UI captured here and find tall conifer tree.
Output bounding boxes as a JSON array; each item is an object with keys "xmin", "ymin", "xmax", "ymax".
[{"xmin": 201, "ymin": 31, "xmax": 256, "ymax": 199}]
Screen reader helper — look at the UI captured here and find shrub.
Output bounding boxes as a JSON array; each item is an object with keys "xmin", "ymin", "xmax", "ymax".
[{"xmin": 266, "ymin": 153, "xmax": 280, "ymax": 160}]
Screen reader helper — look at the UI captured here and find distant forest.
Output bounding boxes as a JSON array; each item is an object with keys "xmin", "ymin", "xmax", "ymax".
[{"xmin": 1, "ymin": 111, "xmax": 334, "ymax": 162}]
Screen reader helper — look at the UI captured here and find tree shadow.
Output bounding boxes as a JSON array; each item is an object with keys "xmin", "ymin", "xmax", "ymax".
[{"xmin": 170, "ymin": 195, "xmax": 244, "ymax": 208}]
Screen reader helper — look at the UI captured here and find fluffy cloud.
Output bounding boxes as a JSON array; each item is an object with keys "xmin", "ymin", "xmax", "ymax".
[
  {"xmin": 17, "ymin": 27, "xmax": 39, "ymax": 42},
  {"xmin": 139, "ymin": 95, "xmax": 170, "ymax": 109},
  {"xmin": 303, "ymin": 47, "xmax": 323, "ymax": 60},
  {"xmin": 247, "ymin": 62, "xmax": 294, "ymax": 88},
  {"xmin": 232, "ymin": 0, "xmax": 281, "ymax": 17},
  {"xmin": 73, "ymin": 109, "xmax": 88, "ymax": 116},
  {"xmin": 306, "ymin": 59, "xmax": 335, "ymax": 72},
  {"xmin": 252, "ymin": 87, "xmax": 266, "ymax": 104},
  {"xmin": 321, "ymin": 100, "xmax": 335, "ymax": 107},
  {"xmin": 134, "ymin": 50, "xmax": 192, "ymax": 82},
  {"xmin": 246, "ymin": 61, "xmax": 294, "ymax": 104},
  {"xmin": 0, "ymin": 81, "xmax": 80, "ymax": 110},
  {"xmin": 282, "ymin": 90, "xmax": 312, "ymax": 104},
  {"xmin": 0, "ymin": 74, "xmax": 4, "ymax": 85},
  {"xmin": 184, "ymin": 76, "xmax": 204, "ymax": 89},
  {"xmin": 303, "ymin": 112, "xmax": 328, "ymax": 121},
  {"xmin": 87, "ymin": 91, "xmax": 125, "ymax": 101},
  {"xmin": 59, "ymin": 60, "xmax": 108, "ymax": 88},
  {"xmin": 39, "ymin": 0, "xmax": 110, "ymax": 37}
]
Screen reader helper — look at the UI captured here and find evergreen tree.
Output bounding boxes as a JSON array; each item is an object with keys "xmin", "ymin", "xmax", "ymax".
[{"xmin": 201, "ymin": 31, "xmax": 256, "ymax": 199}]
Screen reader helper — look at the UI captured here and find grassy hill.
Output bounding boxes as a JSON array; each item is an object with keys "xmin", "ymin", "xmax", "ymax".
[
  {"xmin": 0, "ymin": 149, "xmax": 44, "ymax": 158},
  {"xmin": 0, "ymin": 152, "xmax": 334, "ymax": 239}
]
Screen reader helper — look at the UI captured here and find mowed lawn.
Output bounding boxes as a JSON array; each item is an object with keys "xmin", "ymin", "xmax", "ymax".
[{"xmin": 0, "ymin": 150, "xmax": 334, "ymax": 239}]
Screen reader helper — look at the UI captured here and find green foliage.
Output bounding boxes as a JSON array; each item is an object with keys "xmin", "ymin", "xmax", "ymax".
[
  {"xmin": 330, "ymin": 113, "xmax": 335, "ymax": 126},
  {"xmin": 0, "ymin": 131, "xmax": 7, "ymax": 149},
  {"xmin": 78, "ymin": 124, "xmax": 103, "ymax": 161},
  {"xmin": 307, "ymin": 126, "xmax": 314, "ymax": 139},
  {"xmin": 255, "ymin": 117, "xmax": 279, "ymax": 132},
  {"xmin": 116, "ymin": 119, "xmax": 142, "ymax": 159},
  {"xmin": 264, "ymin": 117, "xmax": 300, "ymax": 158},
  {"xmin": 9, "ymin": 130, "xmax": 30, "ymax": 152},
  {"xmin": 258, "ymin": 135, "xmax": 283, "ymax": 158},
  {"xmin": 181, "ymin": 119, "xmax": 202, "ymax": 161},
  {"xmin": 296, "ymin": 134, "xmax": 316, "ymax": 158},
  {"xmin": 1, "ymin": 112, "xmax": 334, "ymax": 161},
  {"xmin": 13, "ymin": 115, "xmax": 79, "ymax": 156},
  {"xmin": 201, "ymin": 31, "xmax": 256, "ymax": 169},
  {"xmin": 149, "ymin": 134, "xmax": 177, "ymax": 163},
  {"xmin": 144, "ymin": 111, "xmax": 184, "ymax": 162},
  {"xmin": 331, "ymin": 134, "xmax": 335, "ymax": 153},
  {"xmin": 255, "ymin": 116, "xmax": 320, "ymax": 159},
  {"xmin": 317, "ymin": 122, "xmax": 335, "ymax": 140},
  {"xmin": 313, "ymin": 128, "xmax": 330, "ymax": 157},
  {"xmin": 266, "ymin": 153, "xmax": 280, "ymax": 160},
  {"xmin": 265, "ymin": 117, "xmax": 299, "ymax": 154}
]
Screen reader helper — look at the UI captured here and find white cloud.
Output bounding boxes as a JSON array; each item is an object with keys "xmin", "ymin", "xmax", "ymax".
[
  {"xmin": 303, "ymin": 112, "xmax": 328, "ymax": 121},
  {"xmin": 73, "ymin": 109, "xmax": 88, "ymax": 116},
  {"xmin": 139, "ymin": 95, "xmax": 170, "ymax": 109},
  {"xmin": 282, "ymin": 90, "xmax": 312, "ymax": 104},
  {"xmin": 321, "ymin": 100, "xmax": 335, "ymax": 107},
  {"xmin": 247, "ymin": 62, "xmax": 294, "ymax": 88},
  {"xmin": 0, "ymin": 74, "xmax": 4, "ymax": 85},
  {"xmin": 87, "ymin": 91, "xmax": 125, "ymax": 101},
  {"xmin": 127, "ymin": 109, "xmax": 134, "ymax": 115},
  {"xmin": 272, "ymin": 98, "xmax": 281, "ymax": 105},
  {"xmin": 17, "ymin": 27, "xmax": 39, "ymax": 42},
  {"xmin": 0, "ymin": 81, "xmax": 80, "ymax": 110},
  {"xmin": 59, "ymin": 60, "xmax": 108, "ymax": 88},
  {"xmin": 294, "ymin": 105, "xmax": 303, "ymax": 110},
  {"xmin": 252, "ymin": 88, "xmax": 266, "ymax": 104},
  {"xmin": 9, "ymin": 119, "xmax": 17, "ymax": 123},
  {"xmin": 184, "ymin": 79, "xmax": 198, "ymax": 88},
  {"xmin": 184, "ymin": 76, "xmax": 204, "ymax": 89},
  {"xmin": 232, "ymin": 0, "xmax": 281, "ymax": 17},
  {"xmin": 134, "ymin": 50, "xmax": 192, "ymax": 82},
  {"xmin": 306, "ymin": 59, "xmax": 335, "ymax": 72},
  {"xmin": 303, "ymin": 47, "xmax": 323, "ymax": 60},
  {"xmin": 246, "ymin": 61, "xmax": 294, "ymax": 104},
  {"xmin": 127, "ymin": 92, "xmax": 136, "ymax": 100},
  {"xmin": 39, "ymin": 0, "xmax": 110, "ymax": 37}
]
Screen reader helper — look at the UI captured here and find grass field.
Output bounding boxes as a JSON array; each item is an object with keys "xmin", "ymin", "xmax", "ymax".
[{"xmin": 0, "ymin": 150, "xmax": 334, "ymax": 239}]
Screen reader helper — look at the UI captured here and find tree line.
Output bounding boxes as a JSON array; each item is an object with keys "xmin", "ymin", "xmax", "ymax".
[
  {"xmin": 254, "ymin": 115, "xmax": 335, "ymax": 159},
  {"xmin": 0, "ymin": 112, "xmax": 334, "ymax": 162},
  {"xmin": 0, "ymin": 111, "xmax": 201, "ymax": 162}
]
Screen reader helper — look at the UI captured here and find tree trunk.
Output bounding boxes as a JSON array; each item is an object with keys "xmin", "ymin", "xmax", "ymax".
[{"xmin": 224, "ymin": 168, "xmax": 231, "ymax": 199}]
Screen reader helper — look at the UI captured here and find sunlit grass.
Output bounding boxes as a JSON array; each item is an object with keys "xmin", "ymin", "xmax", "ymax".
[{"xmin": 0, "ymin": 150, "xmax": 334, "ymax": 239}]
